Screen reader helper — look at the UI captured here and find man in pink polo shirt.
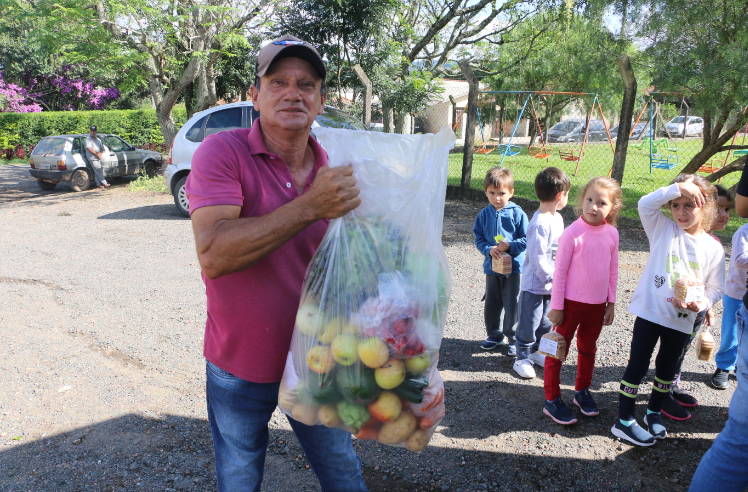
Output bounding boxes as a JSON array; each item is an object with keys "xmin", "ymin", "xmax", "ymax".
[{"xmin": 186, "ymin": 35, "xmax": 367, "ymax": 492}]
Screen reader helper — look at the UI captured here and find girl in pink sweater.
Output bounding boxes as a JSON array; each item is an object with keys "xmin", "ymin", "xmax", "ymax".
[{"xmin": 543, "ymin": 176, "xmax": 621, "ymax": 425}]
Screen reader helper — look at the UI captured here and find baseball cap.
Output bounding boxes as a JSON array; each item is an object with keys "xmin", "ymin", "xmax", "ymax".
[
  {"xmin": 256, "ymin": 35, "xmax": 326, "ymax": 80},
  {"xmin": 90, "ymin": 126, "xmax": 97, "ymax": 131}
]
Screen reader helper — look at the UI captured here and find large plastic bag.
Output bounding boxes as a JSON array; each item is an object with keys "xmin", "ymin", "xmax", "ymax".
[{"xmin": 278, "ymin": 127, "xmax": 455, "ymax": 451}]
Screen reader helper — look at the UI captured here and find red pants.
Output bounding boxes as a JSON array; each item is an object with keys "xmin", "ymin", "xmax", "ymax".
[{"xmin": 544, "ymin": 299, "xmax": 606, "ymax": 401}]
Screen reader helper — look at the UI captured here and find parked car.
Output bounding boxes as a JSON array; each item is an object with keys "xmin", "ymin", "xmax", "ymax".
[
  {"xmin": 29, "ymin": 134, "xmax": 163, "ymax": 191},
  {"xmin": 661, "ymin": 116, "xmax": 703, "ymax": 137},
  {"xmin": 610, "ymin": 122, "xmax": 649, "ymax": 140},
  {"xmin": 545, "ymin": 119, "xmax": 609, "ymax": 143},
  {"xmin": 164, "ymin": 101, "xmax": 367, "ymax": 217}
]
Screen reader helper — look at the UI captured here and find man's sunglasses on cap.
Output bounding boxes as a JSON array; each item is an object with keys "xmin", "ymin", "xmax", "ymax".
[{"xmin": 273, "ymin": 40, "xmax": 305, "ymax": 46}]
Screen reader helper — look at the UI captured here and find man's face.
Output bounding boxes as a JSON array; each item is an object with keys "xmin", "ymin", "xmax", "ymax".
[
  {"xmin": 250, "ymin": 57, "xmax": 326, "ymax": 133},
  {"xmin": 90, "ymin": 130, "xmax": 97, "ymax": 137}
]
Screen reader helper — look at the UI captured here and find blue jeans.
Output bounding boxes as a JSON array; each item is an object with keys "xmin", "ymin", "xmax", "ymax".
[
  {"xmin": 688, "ymin": 303, "xmax": 748, "ymax": 492},
  {"xmin": 716, "ymin": 295, "xmax": 741, "ymax": 371},
  {"xmin": 206, "ymin": 361, "xmax": 368, "ymax": 492}
]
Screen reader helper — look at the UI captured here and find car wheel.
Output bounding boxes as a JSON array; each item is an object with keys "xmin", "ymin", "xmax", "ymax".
[
  {"xmin": 69, "ymin": 169, "xmax": 92, "ymax": 192},
  {"xmin": 142, "ymin": 160, "xmax": 158, "ymax": 178},
  {"xmin": 174, "ymin": 176, "xmax": 190, "ymax": 218},
  {"xmin": 37, "ymin": 180, "xmax": 58, "ymax": 191}
]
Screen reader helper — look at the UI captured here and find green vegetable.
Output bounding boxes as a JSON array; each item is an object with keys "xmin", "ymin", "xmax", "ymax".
[
  {"xmin": 392, "ymin": 376, "xmax": 429, "ymax": 403},
  {"xmin": 336, "ymin": 365, "xmax": 380, "ymax": 404},
  {"xmin": 336, "ymin": 400, "xmax": 370, "ymax": 431},
  {"xmin": 301, "ymin": 372, "xmax": 340, "ymax": 405}
]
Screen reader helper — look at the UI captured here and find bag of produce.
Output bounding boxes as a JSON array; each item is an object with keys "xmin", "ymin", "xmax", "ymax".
[{"xmin": 278, "ymin": 127, "xmax": 455, "ymax": 451}]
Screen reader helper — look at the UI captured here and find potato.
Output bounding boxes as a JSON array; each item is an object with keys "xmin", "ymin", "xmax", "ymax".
[
  {"xmin": 318, "ymin": 404, "xmax": 342, "ymax": 428},
  {"xmin": 292, "ymin": 402, "xmax": 320, "ymax": 426},
  {"xmin": 404, "ymin": 428, "xmax": 430, "ymax": 452},
  {"xmin": 378, "ymin": 412, "xmax": 417, "ymax": 444},
  {"xmin": 278, "ymin": 384, "xmax": 299, "ymax": 410}
]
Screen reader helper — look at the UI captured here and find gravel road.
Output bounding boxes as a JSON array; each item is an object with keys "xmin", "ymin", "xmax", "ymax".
[{"xmin": 0, "ymin": 163, "xmax": 738, "ymax": 492}]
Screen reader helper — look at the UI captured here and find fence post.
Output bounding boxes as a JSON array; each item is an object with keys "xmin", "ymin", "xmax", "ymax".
[
  {"xmin": 458, "ymin": 60, "xmax": 478, "ymax": 194},
  {"xmin": 352, "ymin": 64, "xmax": 372, "ymax": 129},
  {"xmin": 612, "ymin": 54, "xmax": 636, "ymax": 184}
]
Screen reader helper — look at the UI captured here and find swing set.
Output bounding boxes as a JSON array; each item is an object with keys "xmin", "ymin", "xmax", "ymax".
[{"xmin": 475, "ymin": 91, "xmax": 615, "ymax": 175}]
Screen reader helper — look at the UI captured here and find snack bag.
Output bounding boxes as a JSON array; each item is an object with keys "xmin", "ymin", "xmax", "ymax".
[
  {"xmin": 491, "ymin": 253, "xmax": 512, "ymax": 275},
  {"xmin": 673, "ymin": 277, "xmax": 704, "ymax": 304},
  {"xmin": 278, "ymin": 127, "xmax": 455, "ymax": 451},
  {"xmin": 694, "ymin": 328, "xmax": 716, "ymax": 361},
  {"xmin": 538, "ymin": 329, "xmax": 567, "ymax": 361}
]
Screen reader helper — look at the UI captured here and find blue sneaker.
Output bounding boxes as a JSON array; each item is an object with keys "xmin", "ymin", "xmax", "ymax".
[
  {"xmin": 543, "ymin": 397, "xmax": 577, "ymax": 425},
  {"xmin": 507, "ymin": 344, "xmax": 517, "ymax": 356},
  {"xmin": 573, "ymin": 387, "xmax": 600, "ymax": 416},
  {"xmin": 643, "ymin": 413, "xmax": 667, "ymax": 439},
  {"xmin": 480, "ymin": 337, "xmax": 506, "ymax": 350},
  {"xmin": 611, "ymin": 420, "xmax": 655, "ymax": 447}
]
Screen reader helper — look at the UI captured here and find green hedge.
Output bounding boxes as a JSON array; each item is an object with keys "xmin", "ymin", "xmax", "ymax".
[{"xmin": 0, "ymin": 109, "xmax": 188, "ymax": 152}]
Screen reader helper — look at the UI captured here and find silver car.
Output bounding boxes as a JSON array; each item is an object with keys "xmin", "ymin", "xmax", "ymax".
[
  {"xmin": 662, "ymin": 116, "xmax": 703, "ymax": 137},
  {"xmin": 29, "ymin": 134, "xmax": 163, "ymax": 191},
  {"xmin": 164, "ymin": 102, "xmax": 366, "ymax": 217}
]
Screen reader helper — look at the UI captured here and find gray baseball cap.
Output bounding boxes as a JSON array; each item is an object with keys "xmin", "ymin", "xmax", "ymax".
[{"xmin": 256, "ymin": 35, "xmax": 326, "ymax": 80}]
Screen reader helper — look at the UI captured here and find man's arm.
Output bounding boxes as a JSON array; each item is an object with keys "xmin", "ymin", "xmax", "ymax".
[{"xmin": 191, "ymin": 165, "xmax": 360, "ymax": 279}]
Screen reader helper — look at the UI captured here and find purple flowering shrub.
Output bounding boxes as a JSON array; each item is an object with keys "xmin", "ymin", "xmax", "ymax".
[{"xmin": 0, "ymin": 65, "xmax": 120, "ymax": 113}]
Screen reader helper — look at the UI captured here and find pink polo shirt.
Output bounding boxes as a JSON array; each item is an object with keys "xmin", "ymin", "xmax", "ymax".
[
  {"xmin": 550, "ymin": 216, "xmax": 619, "ymax": 310},
  {"xmin": 185, "ymin": 120, "xmax": 329, "ymax": 383}
]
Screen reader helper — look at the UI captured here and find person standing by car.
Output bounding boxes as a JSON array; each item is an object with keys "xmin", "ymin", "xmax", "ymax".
[
  {"xmin": 85, "ymin": 126, "xmax": 110, "ymax": 189},
  {"xmin": 185, "ymin": 36, "xmax": 367, "ymax": 492}
]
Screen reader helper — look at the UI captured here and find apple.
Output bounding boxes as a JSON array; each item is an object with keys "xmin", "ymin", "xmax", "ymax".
[
  {"xmin": 374, "ymin": 358, "xmax": 406, "ymax": 389},
  {"xmin": 358, "ymin": 337, "xmax": 390, "ymax": 369},
  {"xmin": 317, "ymin": 404, "xmax": 342, "ymax": 428},
  {"xmin": 331, "ymin": 334, "xmax": 359, "ymax": 366},
  {"xmin": 368, "ymin": 391, "xmax": 402, "ymax": 422},
  {"xmin": 405, "ymin": 353, "xmax": 431, "ymax": 375},
  {"xmin": 296, "ymin": 301, "xmax": 325, "ymax": 337},
  {"xmin": 318, "ymin": 316, "xmax": 343, "ymax": 344},
  {"xmin": 377, "ymin": 411, "xmax": 417, "ymax": 444},
  {"xmin": 404, "ymin": 428, "xmax": 430, "ymax": 452},
  {"xmin": 307, "ymin": 345, "xmax": 336, "ymax": 374},
  {"xmin": 278, "ymin": 383, "xmax": 299, "ymax": 410}
]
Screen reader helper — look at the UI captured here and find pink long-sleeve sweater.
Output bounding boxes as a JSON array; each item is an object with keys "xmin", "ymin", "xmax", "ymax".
[{"xmin": 550, "ymin": 216, "xmax": 619, "ymax": 310}]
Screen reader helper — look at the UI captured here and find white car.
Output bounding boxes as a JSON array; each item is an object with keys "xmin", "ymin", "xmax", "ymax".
[
  {"xmin": 164, "ymin": 102, "xmax": 366, "ymax": 217},
  {"xmin": 662, "ymin": 116, "xmax": 703, "ymax": 137}
]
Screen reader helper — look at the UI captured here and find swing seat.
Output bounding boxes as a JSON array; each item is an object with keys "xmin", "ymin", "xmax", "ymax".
[
  {"xmin": 698, "ymin": 159, "xmax": 724, "ymax": 174},
  {"xmin": 656, "ymin": 138, "xmax": 679, "ymax": 152},
  {"xmin": 559, "ymin": 147, "xmax": 584, "ymax": 162},
  {"xmin": 651, "ymin": 154, "xmax": 679, "ymax": 170},
  {"xmin": 734, "ymin": 150, "xmax": 748, "ymax": 157},
  {"xmin": 529, "ymin": 146, "xmax": 553, "ymax": 159},
  {"xmin": 474, "ymin": 144, "xmax": 495, "ymax": 154},
  {"xmin": 496, "ymin": 144, "xmax": 521, "ymax": 156}
]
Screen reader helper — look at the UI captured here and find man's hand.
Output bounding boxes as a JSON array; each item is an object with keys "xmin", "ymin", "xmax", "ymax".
[
  {"xmin": 496, "ymin": 241, "xmax": 510, "ymax": 253},
  {"xmin": 547, "ymin": 309, "xmax": 564, "ymax": 328},
  {"xmin": 303, "ymin": 165, "xmax": 361, "ymax": 220},
  {"xmin": 603, "ymin": 302, "xmax": 615, "ymax": 326}
]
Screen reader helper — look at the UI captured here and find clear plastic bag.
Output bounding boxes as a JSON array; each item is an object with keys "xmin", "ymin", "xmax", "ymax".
[{"xmin": 278, "ymin": 127, "xmax": 455, "ymax": 451}]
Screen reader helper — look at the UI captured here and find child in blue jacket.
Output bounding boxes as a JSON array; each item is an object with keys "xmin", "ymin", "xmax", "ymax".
[{"xmin": 474, "ymin": 167, "xmax": 528, "ymax": 355}]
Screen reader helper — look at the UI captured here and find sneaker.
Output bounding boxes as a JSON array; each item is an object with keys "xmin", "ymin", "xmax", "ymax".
[
  {"xmin": 513, "ymin": 358, "xmax": 536, "ymax": 379},
  {"xmin": 611, "ymin": 420, "xmax": 656, "ymax": 447},
  {"xmin": 573, "ymin": 387, "xmax": 600, "ymax": 416},
  {"xmin": 528, "ymin": 351, "xmax": 546, "ymax": 367},
  {"xmin": 543, "ymin": 397, "xmax": 577, "ymax": 425},
  {"xmin": 643, "ymin": 413, "xmax": 667, "ymax": 439},
  {"xmin": 480, "ymin": 337, "xmax": 506, "ymax": 350},
  {"xmin": 660, "ymin": 393, "xmax": 691, "ymax": 421},
  {"xmin": 507, "ymin": 344, "xmax": 517, "ymax": 356},
  {"xmin": 710, "ymin": 369, "xmax": 730, "ymax": 390},
  {"xmin": 672, "ymin": 380, "xmax": 698, "ymax": 407}
]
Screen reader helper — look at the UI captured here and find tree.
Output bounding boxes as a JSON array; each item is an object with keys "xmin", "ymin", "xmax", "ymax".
[{"xmin": 634, "ymin": 0, "xmax": 748, "ymax": 177}]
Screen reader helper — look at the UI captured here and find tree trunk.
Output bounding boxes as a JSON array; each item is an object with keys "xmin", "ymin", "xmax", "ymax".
[
  {"xmin": 383, "ymin": 103, "xmax": 395, "ymax": 133},
  {"xmin": 458, "ymin": 60, "xmax": 478, "ymax": 193},
  {"xmin": 680, "ymin": 112, "xmax": 748, "ymax": 174},
  {"xmin": 612, "ymin": 54, "xmax": 636, "ymax": 184}
]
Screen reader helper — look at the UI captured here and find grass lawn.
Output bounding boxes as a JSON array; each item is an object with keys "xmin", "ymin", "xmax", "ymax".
[
  {"xmin": 449, "ymin": 140, "xmax": 748, "ymax": 237},
  {"xmin": 1, "ymin": 158, "xmax": 29, "ymax": 165}
]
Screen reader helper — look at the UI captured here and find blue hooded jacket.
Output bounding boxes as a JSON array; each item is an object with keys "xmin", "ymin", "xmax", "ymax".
[{"xmin": 473, "ymin": 202, "xmax": 528, "ymax": 275}]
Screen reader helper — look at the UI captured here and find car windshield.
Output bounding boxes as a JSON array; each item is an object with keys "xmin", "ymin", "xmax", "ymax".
[
  {"xmin": 32, "ymin": 137, "xmax": 68, "ymax": 156},
  {"xmin": 315, "ymin": 106, "xmax": 366, "ymax": 130},
  {"xmin": 669, "ymin": 117, "xmax": 686, "ymax": 124},
  {"xmin": 551, "ymin": 122, "xmax": 578, "ymax": 132}
]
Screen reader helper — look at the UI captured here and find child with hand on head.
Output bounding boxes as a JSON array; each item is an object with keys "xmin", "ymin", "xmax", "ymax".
[
  {"xmin": 474, "ymin": 167, "xmax": 528, "ymax": 355},
  {"xmin": 661, "ymin": 185, "xmax": 732, "ymax": 420},
  {"xmin": 513, "ymin": 167, "xmax": 570, "ymax": 379},
  {"xmin": 612, "ymin": 175, "xmax": 725, "ymax": 447},
  {"xmin": 544, "ymin": 177, "xmax": 621, "ymax": 425}
]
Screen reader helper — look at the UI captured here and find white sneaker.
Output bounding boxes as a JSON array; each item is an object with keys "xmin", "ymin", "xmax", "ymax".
[
  {"xmin": 528, "ymin": 351, "xmax": 546, "ymax": 367},
  {"xmin": 513, "ymin": 358, "xmax": 536, "ymax": 379}
]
